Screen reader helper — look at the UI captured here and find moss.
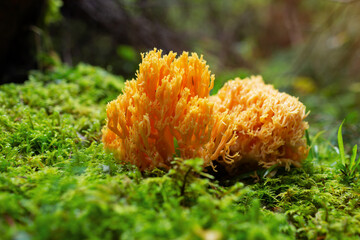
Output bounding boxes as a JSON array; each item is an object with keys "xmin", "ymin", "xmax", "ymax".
[{"xmin": 0, "ymin": 63, "xmax": 359, "ymax": 239}]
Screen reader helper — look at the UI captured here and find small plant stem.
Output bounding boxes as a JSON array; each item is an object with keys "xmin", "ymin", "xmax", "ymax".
[{"xmin": 180, "ymin": 167, "xmax": 192, "ymax": 197}]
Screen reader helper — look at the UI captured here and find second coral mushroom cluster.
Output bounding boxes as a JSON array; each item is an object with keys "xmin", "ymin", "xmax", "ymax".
[{"xmin": 102, "ymin": 49, "xmax": 309, "ymax": 174}]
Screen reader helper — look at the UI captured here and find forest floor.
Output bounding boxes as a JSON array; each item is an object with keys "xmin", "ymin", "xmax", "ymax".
[{"xmin": 1, "ymin": 64, "xmax": 359, "ymax": 240}]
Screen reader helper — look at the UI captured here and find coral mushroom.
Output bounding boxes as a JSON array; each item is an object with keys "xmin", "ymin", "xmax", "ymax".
[
  {"xmin": 103, "ymin": 49, "xmax": 309, "ymax": 174},
  {"xmin": 102, "ymin": 49, "xmax": 214, "ymax": 170},
  {"xmin": 206, "ymin": 76, "xmax": 309, "ymax": 174}
]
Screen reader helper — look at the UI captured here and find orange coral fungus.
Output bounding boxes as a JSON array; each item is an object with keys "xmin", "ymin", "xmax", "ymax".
[
  {"xmin": 206, "ymin": 76, "xmax": 309, "ymax": 174},
  {"xmin": 102, "ymin": 49, "xmax": 214, "ymax": 170},
  {"xmin": 103, "ymin": 49, "xmax": 309, "ymax": 173}
]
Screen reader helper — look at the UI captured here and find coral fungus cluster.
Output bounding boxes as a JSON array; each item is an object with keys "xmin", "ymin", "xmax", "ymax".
[
  {"xmin": 206, "ymin": 77, "xmax": 309, "ymax": 174},
  {"xmin": 102, "ymin": 49, "xmax": 214, "ymax": 170},
  {"xmin": 102, "ymin": 49, "xmax": 309, "ymax": 173}
]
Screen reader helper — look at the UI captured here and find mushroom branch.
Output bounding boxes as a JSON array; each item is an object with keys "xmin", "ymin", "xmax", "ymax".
[
  {"xmin": 102, "ymin": 49, "xmax": 309, "ymax": 173},
  {"xmin": 102, "ymin": 49, "xmax": 215, "ymax": 170},
  {"xmin": 207, "ymin": 76, "xmax": 309, "ymax": 175}
]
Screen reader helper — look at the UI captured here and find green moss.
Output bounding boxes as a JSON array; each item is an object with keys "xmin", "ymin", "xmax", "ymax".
[{"xmin": 0, "ymin": 63, "xmax": 359, "ymax": 239}]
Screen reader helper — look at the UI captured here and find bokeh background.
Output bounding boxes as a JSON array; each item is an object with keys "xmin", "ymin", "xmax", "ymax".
[{"xmin": 1, "ymin": 0, "xmax": 359, "ymax": 142}]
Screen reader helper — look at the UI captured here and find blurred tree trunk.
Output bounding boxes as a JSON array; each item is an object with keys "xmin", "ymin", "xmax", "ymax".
[
  {"xmin": 257, "ymin": 0, "xmax": 308, "ymax": 57},
  {"xmin": 0, "ymin": 0, "xmax": 46, "ymax": 83},
  {"xmin": 61, "ymin": 0, "xmax": 187, "ymax": 53}
]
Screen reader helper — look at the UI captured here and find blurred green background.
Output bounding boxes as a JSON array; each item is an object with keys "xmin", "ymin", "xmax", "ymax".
[{"xmin": 1, "ymin": 0, "xmax": 359, "ymax": 142}]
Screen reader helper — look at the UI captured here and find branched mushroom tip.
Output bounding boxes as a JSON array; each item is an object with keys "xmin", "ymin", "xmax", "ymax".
[{"xmin": 102, "ymin": 49, "xmax": 309, "ymax": 173}]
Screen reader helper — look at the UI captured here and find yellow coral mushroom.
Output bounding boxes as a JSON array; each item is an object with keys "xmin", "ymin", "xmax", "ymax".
[
  {"xmin": 103, "ymin": 49, "xmax": 309, "ymax": 174},
  {"xmin": 102, "ymin": 49, "xmax": 214, "ymax": 170},
  {"xmin": 207, "ymin": 76, "xmax": 309, "ymax": 174}
]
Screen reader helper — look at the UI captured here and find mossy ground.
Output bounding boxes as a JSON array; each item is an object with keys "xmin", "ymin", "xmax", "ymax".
[{"xmin": 1, "ymin": 64, "xmax": 359, "ymax": 240}]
